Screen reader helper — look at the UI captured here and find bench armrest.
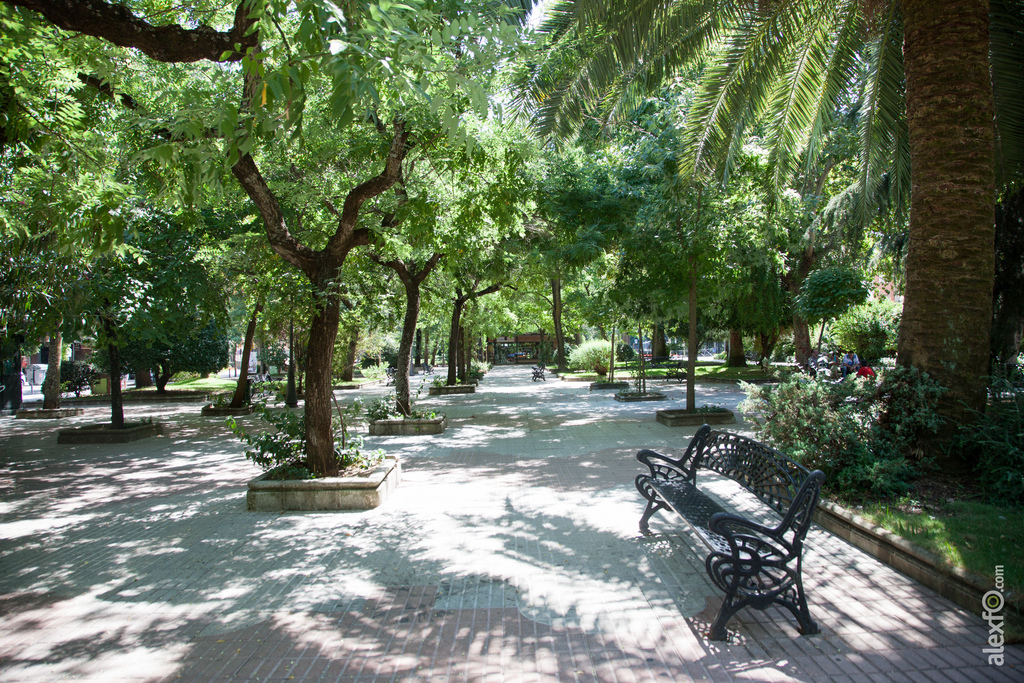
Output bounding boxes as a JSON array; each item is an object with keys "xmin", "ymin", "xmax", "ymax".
[
  {"xmin": 636, "ymin": 423, "xmax": 712, "ymax": 482},
  {"xmin": 636, "ymin": 449, "xmax": 697, "ymax": 482},
  {"xmin": 708, "ymin": 512, "xmax": 794, "ymax": 562}
]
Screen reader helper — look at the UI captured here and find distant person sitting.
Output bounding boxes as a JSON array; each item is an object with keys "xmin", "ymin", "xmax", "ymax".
[
  {"xmin": 805, "ymin": 350, "xmax": 820, "ymax": 377},
  {"xmin": 856, "ymin": 365, "xmax": 876, "ymax": 379},
  {"xmin": 841, "ymin": 351, "xmax": 861, "ymax": 379}
]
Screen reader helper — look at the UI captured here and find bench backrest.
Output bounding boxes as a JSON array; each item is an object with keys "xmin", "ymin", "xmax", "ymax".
[{"xmin": 696, "ymin": 428, "xmax": 813, "ymax": 518}]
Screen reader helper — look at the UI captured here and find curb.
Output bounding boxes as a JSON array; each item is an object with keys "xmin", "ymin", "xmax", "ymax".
[{"xmin": 814, "ymin": 499, "xmax": 1022, "ymax": 634}]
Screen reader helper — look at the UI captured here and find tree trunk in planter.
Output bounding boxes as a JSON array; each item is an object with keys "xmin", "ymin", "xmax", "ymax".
[
  {"xmin": 102, "ymin": 318, "xmax": 125, "ymax": 430},
  {"xmin": 727, "ymin": 329, "xmax": 747, "ymax": 367},
  {"xmin": 135, "ymin": 367, "xmax": 153, "ymax": 388},
  {"xmin": 552, "ymin": 277, "xmax": 568, "ymax": 371},
  {"xmin": 458, "ymin": 326, "xmax": 467, "ymax": 381},
  {"xmin": 899, "ymin": 0, "xmax": 995, "ymax": 452},
  {"xmin": 304, "ymin": 296, "xmax": 342, "ymax": 476},
  {"xmin": 687, "ymin": 273, "xmax": 698, "ymax": 413},
  {"xmin": 785, "ymin": 248, "xmax": 815, "ymax": 365},
  {"xmin": 447, "ymin": 283, "xmax": 501, "ymax": 385},
  {"xmin": 41, "ymin": 323, "xmax": 62, "ymax": 410},
  {"xmin": 230, "ymin": 117, "xmax": 409, "ymax": 477},
  {"xmin": 340, "ymin": 328, "xmax": 358, "ymax": 382},
  {"xmin": 372, "ymin": 253, "xmax": 442, "ymax": 414},
  {"xmin": 230, "ymin": 302, "xmax": 262, "ymax": 408},
  {"xmin": 155, "ymin": 362, "xmax": 172, "ymax": 392}
]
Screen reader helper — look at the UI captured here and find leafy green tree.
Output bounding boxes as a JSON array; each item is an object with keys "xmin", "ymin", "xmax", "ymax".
[
  {"xmin": 793, "ymin": 265, "xmax": 869, "ymax": 352},
  {"xmin": 3, "ymin": 0, "xmax": 534, "ymax": 475},
  {"xmin": 520, "ymin": 0, "xmax": 1024, "ymax": 441}
]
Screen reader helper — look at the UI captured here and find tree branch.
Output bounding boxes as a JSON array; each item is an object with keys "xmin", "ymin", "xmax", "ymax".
[{"xmin": 6, "ymin": 0, "xmax": 258, "ymax": 63}]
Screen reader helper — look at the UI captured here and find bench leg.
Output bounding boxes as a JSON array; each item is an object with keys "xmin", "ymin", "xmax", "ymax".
[
  {"xmin": 777, "ymin": 579, "xmax": 819, "ymax": 636},
  {"xmin": 709, "ymin": 595, "xmax": 745, "ymax": 641}
]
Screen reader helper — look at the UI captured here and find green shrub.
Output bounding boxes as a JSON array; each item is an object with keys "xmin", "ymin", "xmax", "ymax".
[
  {"xmin": 60, "ymin": 360, "xmax": 93, "ymax": 397},
  {"xmin": 617, "ymin": 343, "xmax": 635, "ymax": 362},
  {"xmin": 228, "ymin": 399, "xmax": 382, "ymax": 476},
  {"xmin": 830, "ymin": 298, "xmax": 901, "ymax": 363},
  {"xmin": 360, "ymin": 362, "xmax": 389, "ymax": 380},
  {"xmin": 367, "ymin": 395, "xmax": 400, "ymax": 422},
  {"xmin": 741, "ymin": 366, "xmax": 943, "ymax": 498},
  {"xmin": 170, "ymin": 371, "xmax": 202, "ymax": 383},
  {"xmin": 951, "ymin": 381, "xmax": 1024, "ymax": 506},
  {"xmin": 569, "ymin": 340, "xmax": 613, "ymax": 375}
]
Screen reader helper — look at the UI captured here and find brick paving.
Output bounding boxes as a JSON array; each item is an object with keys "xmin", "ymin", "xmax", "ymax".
[{"xmin": 0, "ymin": 366, "xmax": 1020, "ymax": 682}]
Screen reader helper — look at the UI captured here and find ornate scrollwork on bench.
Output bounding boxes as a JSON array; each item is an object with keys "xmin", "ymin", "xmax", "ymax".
[{"xmin": 634, "ymin": 424, "xmax": 825, "ymax": 640}]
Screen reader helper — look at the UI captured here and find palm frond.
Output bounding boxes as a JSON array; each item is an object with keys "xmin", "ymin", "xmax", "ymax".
[
  {"xmin": 991, "ymin": 0, "xmax": 1024, "ymax": 191},
  {"xmin": 855, "ymin": 2, "xmax": 906, "ymax": 226}
]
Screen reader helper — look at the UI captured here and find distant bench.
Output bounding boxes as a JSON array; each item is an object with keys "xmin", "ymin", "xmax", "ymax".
[
  {"xmin": 531, "ymin": 366, "xmax": 546, "ymax": 382},
  {"xmin": 634, "ymin": 425, "xmax": 825, "ymax": 640}
]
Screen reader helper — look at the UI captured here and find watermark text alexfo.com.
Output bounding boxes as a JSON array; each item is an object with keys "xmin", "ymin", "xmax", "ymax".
[{"xmin": 983, "ymin": 565, "xmax": 1005, "ymax": 666}]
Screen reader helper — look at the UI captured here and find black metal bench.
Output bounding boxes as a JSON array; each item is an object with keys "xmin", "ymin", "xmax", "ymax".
[
  {"xmin": 665, "ymin": 361, "xmax": 687, "ymax": 383},
  {"xmin": 634, "ymin": 425, "xmax": 825, "ymax": 640},
  {"xmin": 385, "ymin": 367, "xmax": 396, "ymax": 386},
  {"xmin": 531, "ymin": 366, "xmax": 545, "ymax": 381}
]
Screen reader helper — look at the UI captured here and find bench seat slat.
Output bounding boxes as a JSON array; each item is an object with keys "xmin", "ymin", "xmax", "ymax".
[{"xmin": 643, "ymin": 478, "xmax": 731, "ymax": 554}]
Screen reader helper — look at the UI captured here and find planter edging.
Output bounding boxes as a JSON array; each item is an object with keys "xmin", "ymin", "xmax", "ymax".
[
  {"xmin": 656, "ymin": 408, "xmax": 735, "ymax": 426},
  {"xmin": 613, "ymin": 391, "xmax": 667, "ymax": 402},
  {"xmin": 57, "ymin": 422, "xmax": 164, "ymax": 444},
  {"xmin": 247, "ymin": 457, "xmax": 401, "ymax": 511},
  {"xmin": 16, "ymin": 408, "xmax": 85, "ymax": 419},
  {"xmin": 428, "ymin": 385, "xmax": 476, "ymax": 396},
  {"xmin": 368, "ymin": 415, "xmax": 446, "ymax": 436},
  {"xmin": 813, "ymin": 500, "xmax": 1022, "ymax": 633}
]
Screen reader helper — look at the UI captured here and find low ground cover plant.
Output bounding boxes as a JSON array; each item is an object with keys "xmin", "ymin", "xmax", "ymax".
[{"xmin": 228, "ymin": 397, "xmax": 383, "ymax": 480}]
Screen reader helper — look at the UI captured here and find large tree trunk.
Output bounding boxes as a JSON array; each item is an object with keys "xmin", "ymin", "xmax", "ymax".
[
  {"xmin": 135, "ymin": 367, "xmax": 154, "ymax": 388},
  {"xmin": 687, "ymin": 274, "xmax": 697, "ymax": 412},
  {"xmin": 374, "ymin": 254, "xmax": 441, "ymax": 414},
  {"xmin": 446, "ymin": 283, "xmax": 501, "ymax": 385},
  {"xmin": 304, "ymin": 296, "xmax": 342, "ymax": 476},
  {"xmin": 41, "ymin": 323, "xmax": 62, "ymax": 409},
  {"xmin": 230, "ymin": 302, "xmax": 262, "ymax": 408},
  {"xmin": 340, "ymin": 328, "xmax": 358, "ymax": 382},
  {"xmin": 653, "ymin": 323, "xmax": 668, "ymax": 358},
  {"xmin": 899, "ymin": 0, "xmax": 995, "ymax": 449},
  {"xmin": 552, "ymin": 277, "xmax": 568, "ymax": 371},
  {"xmin": 458, "ymin": 326, "xmax": 467, "ymax": 381},
  {"xmin": 102, "ymin": 318, "xmax": 124, "ymax": 429},
  {"xmin": 447, "ymin": 294, "xmax": 464, "ymax": 386},
  {"xmin": 154, "ymin": 362, "xmax": 172, "ymax": 392},
  {"xmin": 727, "ymin": 329, "xmax": 747, "ymax": 367}
]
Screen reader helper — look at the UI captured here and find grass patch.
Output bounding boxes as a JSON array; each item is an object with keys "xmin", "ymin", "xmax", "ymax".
[
  {"xmin": 123, "ymin": 377, "xmax": 237, "ymax": 394},
  {"xmin": 858, "ymin": 498, "xmax": 1023, "ymax": 637},
  {"xmin": 559, "ymin": 362, "xmax": 770, "ymax": 383}
]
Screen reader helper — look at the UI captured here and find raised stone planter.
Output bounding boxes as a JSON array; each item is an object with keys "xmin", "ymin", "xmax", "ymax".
[
  {"xmin": 368, "ymin": 415, "xmax": 446, "ymax": 436},
  {"xmin": 57, "ymin": 422, "xmax": 164, "ymax": 444},
  {"xmin": 201, "ymin": 404, "xmax": 255, "ymax": 417},
  {"xmin": 589, "ymin": 381, "xmax": 629, "ymax": 391},
  {"xmin": 655, "ymin": 408, "xmax": 735, "ymax": 427},
  {"xmin": 247, "ymin": 457, "xmax": 401, "ymax": 511},
  {"xmin": 428, "ymin": 384, "xmax": 475, "ymax": 396},
  {"xmin": 813, "ymin": 500, "xmax": 1023, "ymax": 633},
  {"xmin": 613, "ymin": 391, "xmax": 667, "ymax": 402},
  {"xmin": 16, "ymin": 407, "xmax": 84, "ymax": 419}
]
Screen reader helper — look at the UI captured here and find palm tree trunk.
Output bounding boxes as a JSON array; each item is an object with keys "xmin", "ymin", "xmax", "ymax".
[{"xmin": 899, "ymin": 0, "xmax": 995, "ymax": 449}]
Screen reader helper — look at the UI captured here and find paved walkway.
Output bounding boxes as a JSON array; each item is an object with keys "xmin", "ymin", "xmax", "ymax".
[{"xmin": 0, "ymin": 366, "xmax": 1020, "ymax": 682}]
